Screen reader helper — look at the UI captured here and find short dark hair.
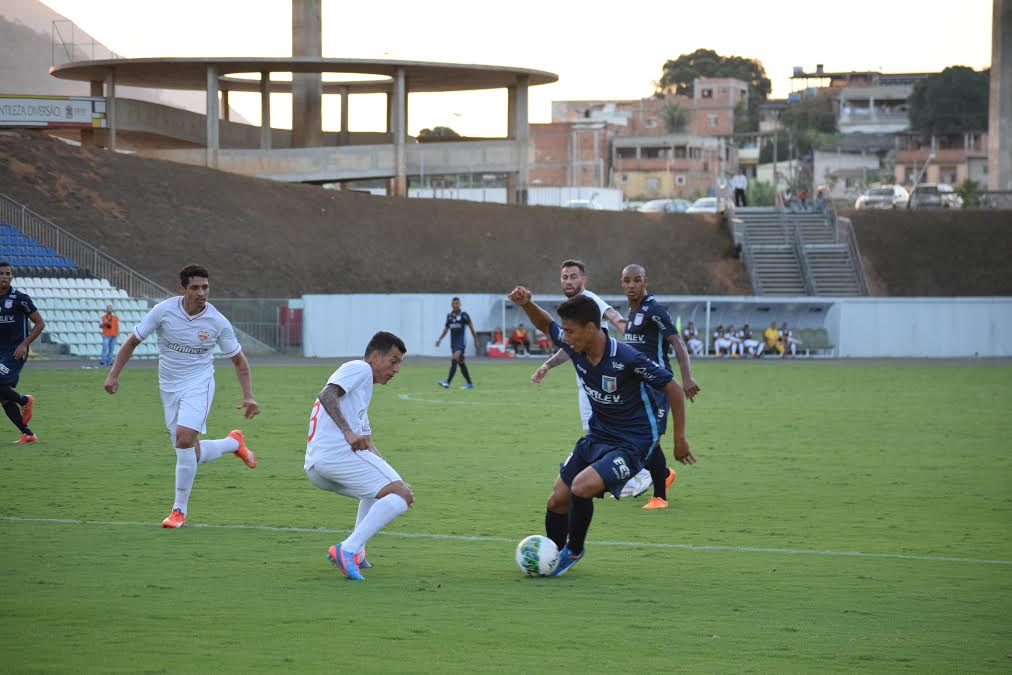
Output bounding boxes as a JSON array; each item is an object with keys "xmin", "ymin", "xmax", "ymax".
[
  {"xmin": 452, "ymin": 296, "xmax": 460, "ymax": 302},
  {"xmin": 179, "ymin": 264, "xmax": 209, "ymax": 288},
  {"xmin": 557, "ymin": 294, "xmax": 600, "ymax": 327},
  {"xmin": 365, "ymin": 331, "xmax": 407, "ymax": 357},
  {"xmin": 0, "ymin": 261, "xmax": 11, "ymax": 270},
  {"xmin": 560, "ymin": 259, "xmax": 586, "ymax": 274}
]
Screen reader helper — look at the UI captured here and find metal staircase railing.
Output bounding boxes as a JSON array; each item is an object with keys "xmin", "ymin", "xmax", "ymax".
[
  {"xmin": 0, "ymin": 193, "xmax": 170, "ymax": 301},
  {"xmin": 0, "ymin": 193, "xmax": 276, "ymax": 353}
]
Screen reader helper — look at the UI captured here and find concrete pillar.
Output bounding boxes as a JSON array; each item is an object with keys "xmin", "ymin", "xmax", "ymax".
[
  {"xmin": 339, "ymin": 85, "xmax": 350, "ymax": 145},
  {"xmin": 391, "ymin": 67, "xmax": 407, "ymax": 197},
  {"xmin": 83, "ymin": 80, "xmax": 103, "ymax": 146},
  {"xmin": 292, "ymin": 0, "xmax": 323, "ymax": 148},
  {"xmin": 206, "ymin": 64, "xmax": 219, "ymax": 168},
  {"xmin": 222, "ymin": 89, "xmax": 230, "ymax": 121},
  {"xmin": 506, "ymin": 76, "xmax": 530, "ymax": 204},
  {"xmin": 260, "ymin": 72, "xmax": 272, "ymax": 150},
  {"xmin": 989, "ymin": 0, "xmax": 1011, "ymax": 191},
  {"xmin": 105, "ymin": 69, "xmax": 116, "ymax": 151}
]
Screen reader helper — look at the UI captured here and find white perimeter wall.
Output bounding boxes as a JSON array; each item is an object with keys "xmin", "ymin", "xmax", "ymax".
[
  {"xmin": 828, "ymin": 297, "xmax": 1012, "ymax": 357},
  {"xmin": 304, "ymin": 294, "xmax": 1012, "ymax": 358}
]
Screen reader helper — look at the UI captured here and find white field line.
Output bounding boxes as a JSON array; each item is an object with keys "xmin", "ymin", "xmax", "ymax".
[{"xmin": 1, "ymin": 515, "xmax": 1009, "ymax": 566}]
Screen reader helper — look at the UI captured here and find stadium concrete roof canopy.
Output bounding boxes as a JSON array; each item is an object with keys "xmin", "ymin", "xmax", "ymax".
[{"xmin": 49, "ymin": 57, "xmax": 558, "ymax": 94}]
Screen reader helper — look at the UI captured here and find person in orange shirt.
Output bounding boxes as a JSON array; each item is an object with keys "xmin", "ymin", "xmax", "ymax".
[
  {"xmin": 99, "ymin": 304, "xmax": 119, "ymax": 366},
  {"xmin": 509, "ymin": 323, "xmax": 531, "ymax": 355}
]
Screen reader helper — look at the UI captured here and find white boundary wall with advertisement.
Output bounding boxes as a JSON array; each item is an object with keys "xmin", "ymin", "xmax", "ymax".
[{"xmin": 302, "ymin": 294, "xmax": 1012, "ymax": 358}]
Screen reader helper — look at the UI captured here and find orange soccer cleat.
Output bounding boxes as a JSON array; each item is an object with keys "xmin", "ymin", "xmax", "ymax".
[
  {"xmin": 229, "ymin": 430, "xmax": 256, "ymax": 468},
  {"xmin": 665, "ymin": 467, "xmax": 677, "ymax": 489},
  {"xmin": 21, "ymin": 395, "xmax": 34, "ymax": 425},
  {"xmin": 162, "ymin": 508, "xmax": 186, "ymax": 528},
  {"xmin": 642, "ymin": 497, "xmax": 669, "ymax": 510},
  {"xmin": 13, "ymin": 433, "xmax": 37, "ymax": 444}
]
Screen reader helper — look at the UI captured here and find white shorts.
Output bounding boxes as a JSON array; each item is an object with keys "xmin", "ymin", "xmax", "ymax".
[
  {"xmin": 161, "ymin": 379, "xmax": 215, "ymax": 435},
  {"xmin": 306, "ymin": 449, "xmax": 403, "ymax": 500}
]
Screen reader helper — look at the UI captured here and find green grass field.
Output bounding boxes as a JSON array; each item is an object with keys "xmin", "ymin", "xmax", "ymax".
[{"xmin": 1, "ymin": 359, "xmax": 1010, "ymax": 673}]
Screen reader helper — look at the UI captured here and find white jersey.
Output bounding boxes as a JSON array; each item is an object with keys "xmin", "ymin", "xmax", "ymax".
[
  {"xmin": 305, "ymin": 360, "xmax": 374, "ymax": 471},
  {"xmin": 578, "ymin": 288, "xmax": 613, "ymax": 328},
  {"xmin": 133, "ymin": 297, "xmax": 242, "ymax": 392}
]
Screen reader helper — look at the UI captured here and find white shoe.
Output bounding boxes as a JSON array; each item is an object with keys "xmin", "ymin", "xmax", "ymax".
[{"xmin": 616, "ymin": 468, "xmax": 652, "ymax": 499}]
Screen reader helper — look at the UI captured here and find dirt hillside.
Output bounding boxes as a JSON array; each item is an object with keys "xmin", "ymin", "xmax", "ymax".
[
  {"xmin": 847, "ymin": 210, "xmax": 1012, "ymax": 296},
  {"xmin": 0, "ymin": 131, "xmax": 749, "ymax": 298}
]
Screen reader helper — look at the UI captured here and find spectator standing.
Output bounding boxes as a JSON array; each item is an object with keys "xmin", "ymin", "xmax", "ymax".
[
  {"xmin": 99, "ymin": 304, "xmax": 119, "ymax": 367},
  {"xmin": 731, "ymin": 170, "xmax": 749, "ymax": 207}
]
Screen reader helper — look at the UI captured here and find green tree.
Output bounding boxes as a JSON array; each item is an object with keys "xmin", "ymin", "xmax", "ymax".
[
  {"xmin": 418, "ymin": 126, "xmax": 461, "ymax": 139},
  {"xmin": 657, "ymin": 48, "xmax": 771, "ymax": 132},
  {"xmin": 661, "ymin": 101, "xmax": 689, "ymax": 133},
  {"xmin": 909, "ymin": 66, "xmax": 989, "ymax": 135},
  {"xmin": 955, "ymin": 179, "xmax": 982, "ymax": 208}
]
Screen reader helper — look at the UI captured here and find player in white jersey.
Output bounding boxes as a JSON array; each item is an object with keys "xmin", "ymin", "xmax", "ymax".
[
  {"xmin": 305, "ymin": 331, "xmax": 412, "ymax": 581},
  {"xmin": 104, "ymin": 265, "xmax": 259, "ymax": 529}
]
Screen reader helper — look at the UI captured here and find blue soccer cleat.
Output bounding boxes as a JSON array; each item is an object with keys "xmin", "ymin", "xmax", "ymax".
[
  {"xmin": 463, "ymin": 383, "xmax": 475, "ymax": 390},
  {"xmin": 550, "ymin": 545, "xmax": 585, "ymax": 576},
  {"xmin": 438, "ymin": 380, "xmax": 450, "ymax": 388},
  {"xmin": 328, "ymin": 545, "xmax": 364, "ymax": 580}
]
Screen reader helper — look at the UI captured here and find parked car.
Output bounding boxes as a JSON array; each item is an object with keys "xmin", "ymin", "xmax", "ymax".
[
  {"xmin": 908, "ymin": 183, "xmax": 963, "ymax": 209},
  {"xmin": 686, "ymin": 196, "xmax": 733, "ymax": 214},
  {"xmin": 855, "ymin": 185, "xmax": 909, "ymax": 209},
  {"xmin": 562, "ymin": 199, "xmax": 604, "ymax": 210},
  {"xmin": 637, "ymin": 198, "xmax": 692, "ymax": 213}
]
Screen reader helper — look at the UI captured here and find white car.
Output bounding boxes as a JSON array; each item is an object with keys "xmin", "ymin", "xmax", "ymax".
[
  {"xmin": 855, "ymin": 185, "xmax": 909, "ymax": 209},
  {"xmin": 638, "ymin": 199, "xmax": 692, "ymax": 213},
  {"xmin": 686, "ymin": 197, "xmax": 732, "ymax": 214}
]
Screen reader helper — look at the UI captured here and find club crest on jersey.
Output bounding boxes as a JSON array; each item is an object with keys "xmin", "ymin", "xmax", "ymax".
[
  {"xmin": 197, "ymin": 329, "xmax": 210, "ymax": 342},
  {"xmin": 602, "ymin": 375, "xmax": 617, "ymax": 393},
  {"xmin": 633, "ymin": 313, "xmax": 644, "ymax": 326},
  {"xmin": 3, "ymin": 299, "xmax": 11, "ymax": 309}
]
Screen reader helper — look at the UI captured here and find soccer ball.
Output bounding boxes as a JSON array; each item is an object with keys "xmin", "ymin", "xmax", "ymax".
[{"xmin": 515, "ymin": 535, "xmax": 560, "ymax": 577}]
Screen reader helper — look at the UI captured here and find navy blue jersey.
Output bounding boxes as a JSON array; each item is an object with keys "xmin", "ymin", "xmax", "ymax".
[
  {"xmin": 623, "ymin": 294, "xmax": 676, "ymax": 371},
  {"xmin": 0, "ymin": 288, "xmax": 37, "ymax": 350},
  {"xmin": 445, "ymin": 310, "xmax": 471, "ymax": 346},
  {"xmin": 549, "ymin": 320, "xmax": 672, "ymax": 452}
]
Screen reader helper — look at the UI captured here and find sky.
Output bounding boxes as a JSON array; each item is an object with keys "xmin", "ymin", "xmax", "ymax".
[{"xmin": 40, "ymin": 0, "xmax": 993, "ymax": 137}]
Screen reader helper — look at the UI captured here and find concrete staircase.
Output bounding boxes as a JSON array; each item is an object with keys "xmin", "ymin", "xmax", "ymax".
[{"xmin": 737, "ymin": 208, "xmax": 868, "ymax": 296}]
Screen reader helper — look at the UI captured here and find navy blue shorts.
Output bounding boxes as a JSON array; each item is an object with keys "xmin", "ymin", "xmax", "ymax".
[
  {"xmin": 559, "ymin": 435, "xmax": 647, "ymax": 499},
  {"xmin": 0, "ymin": 350, "xmax": 25, "ymax": 386},
  {"xmin": 650, "ymin": 387, "xmax": 669, "ymax": 436},
  {"xmin": 450, "ymin": 341, "xmax": 466, "ymax": 355}
]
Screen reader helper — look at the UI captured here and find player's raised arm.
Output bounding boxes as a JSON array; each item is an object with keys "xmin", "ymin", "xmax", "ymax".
[
  {"xmin": 662, "ymin": 379, "xmax": 694, "ymax": 464},
  {"xmin": 104, "ymin": 334, "xmax": 141, "ymax": 394},
  {"xmin": 507, "ymin": 287, "xmax": 553, "ymax": 334},
  {"xmin": 666, "ymin": 333, "xmax": 700, "ymax": 401}
]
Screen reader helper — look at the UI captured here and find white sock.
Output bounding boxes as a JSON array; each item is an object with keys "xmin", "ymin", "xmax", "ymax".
[
  {"xmin": 198, "ymin": 436, "xmax": 239, "ymax": 464},
  {"xmin": 173, "ymin": 447, "xmax": 197, "ymax": 514},
  {"xmin": 341, "ymin": 494, "xmax": 408, "ymax": 554},
  {"xmin": 355, "ymin": 498, "xmax": 377, "ymax": 556}
]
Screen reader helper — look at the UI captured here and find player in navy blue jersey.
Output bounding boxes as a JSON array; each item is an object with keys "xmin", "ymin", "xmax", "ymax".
[
  {"xmin": 621, "ymin": 264, "xmax": 700, "ymax": 509},
  {"xmin": 435, "ymin": 297, "xmax": 478, "ymax": 389},
  {"xmin": 507, "ymin": 285, "xmax": 694, "ymax": 576},
  {"xmin": 0, "ymin": 263, "xmax": 45, "ymax": 443}
]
